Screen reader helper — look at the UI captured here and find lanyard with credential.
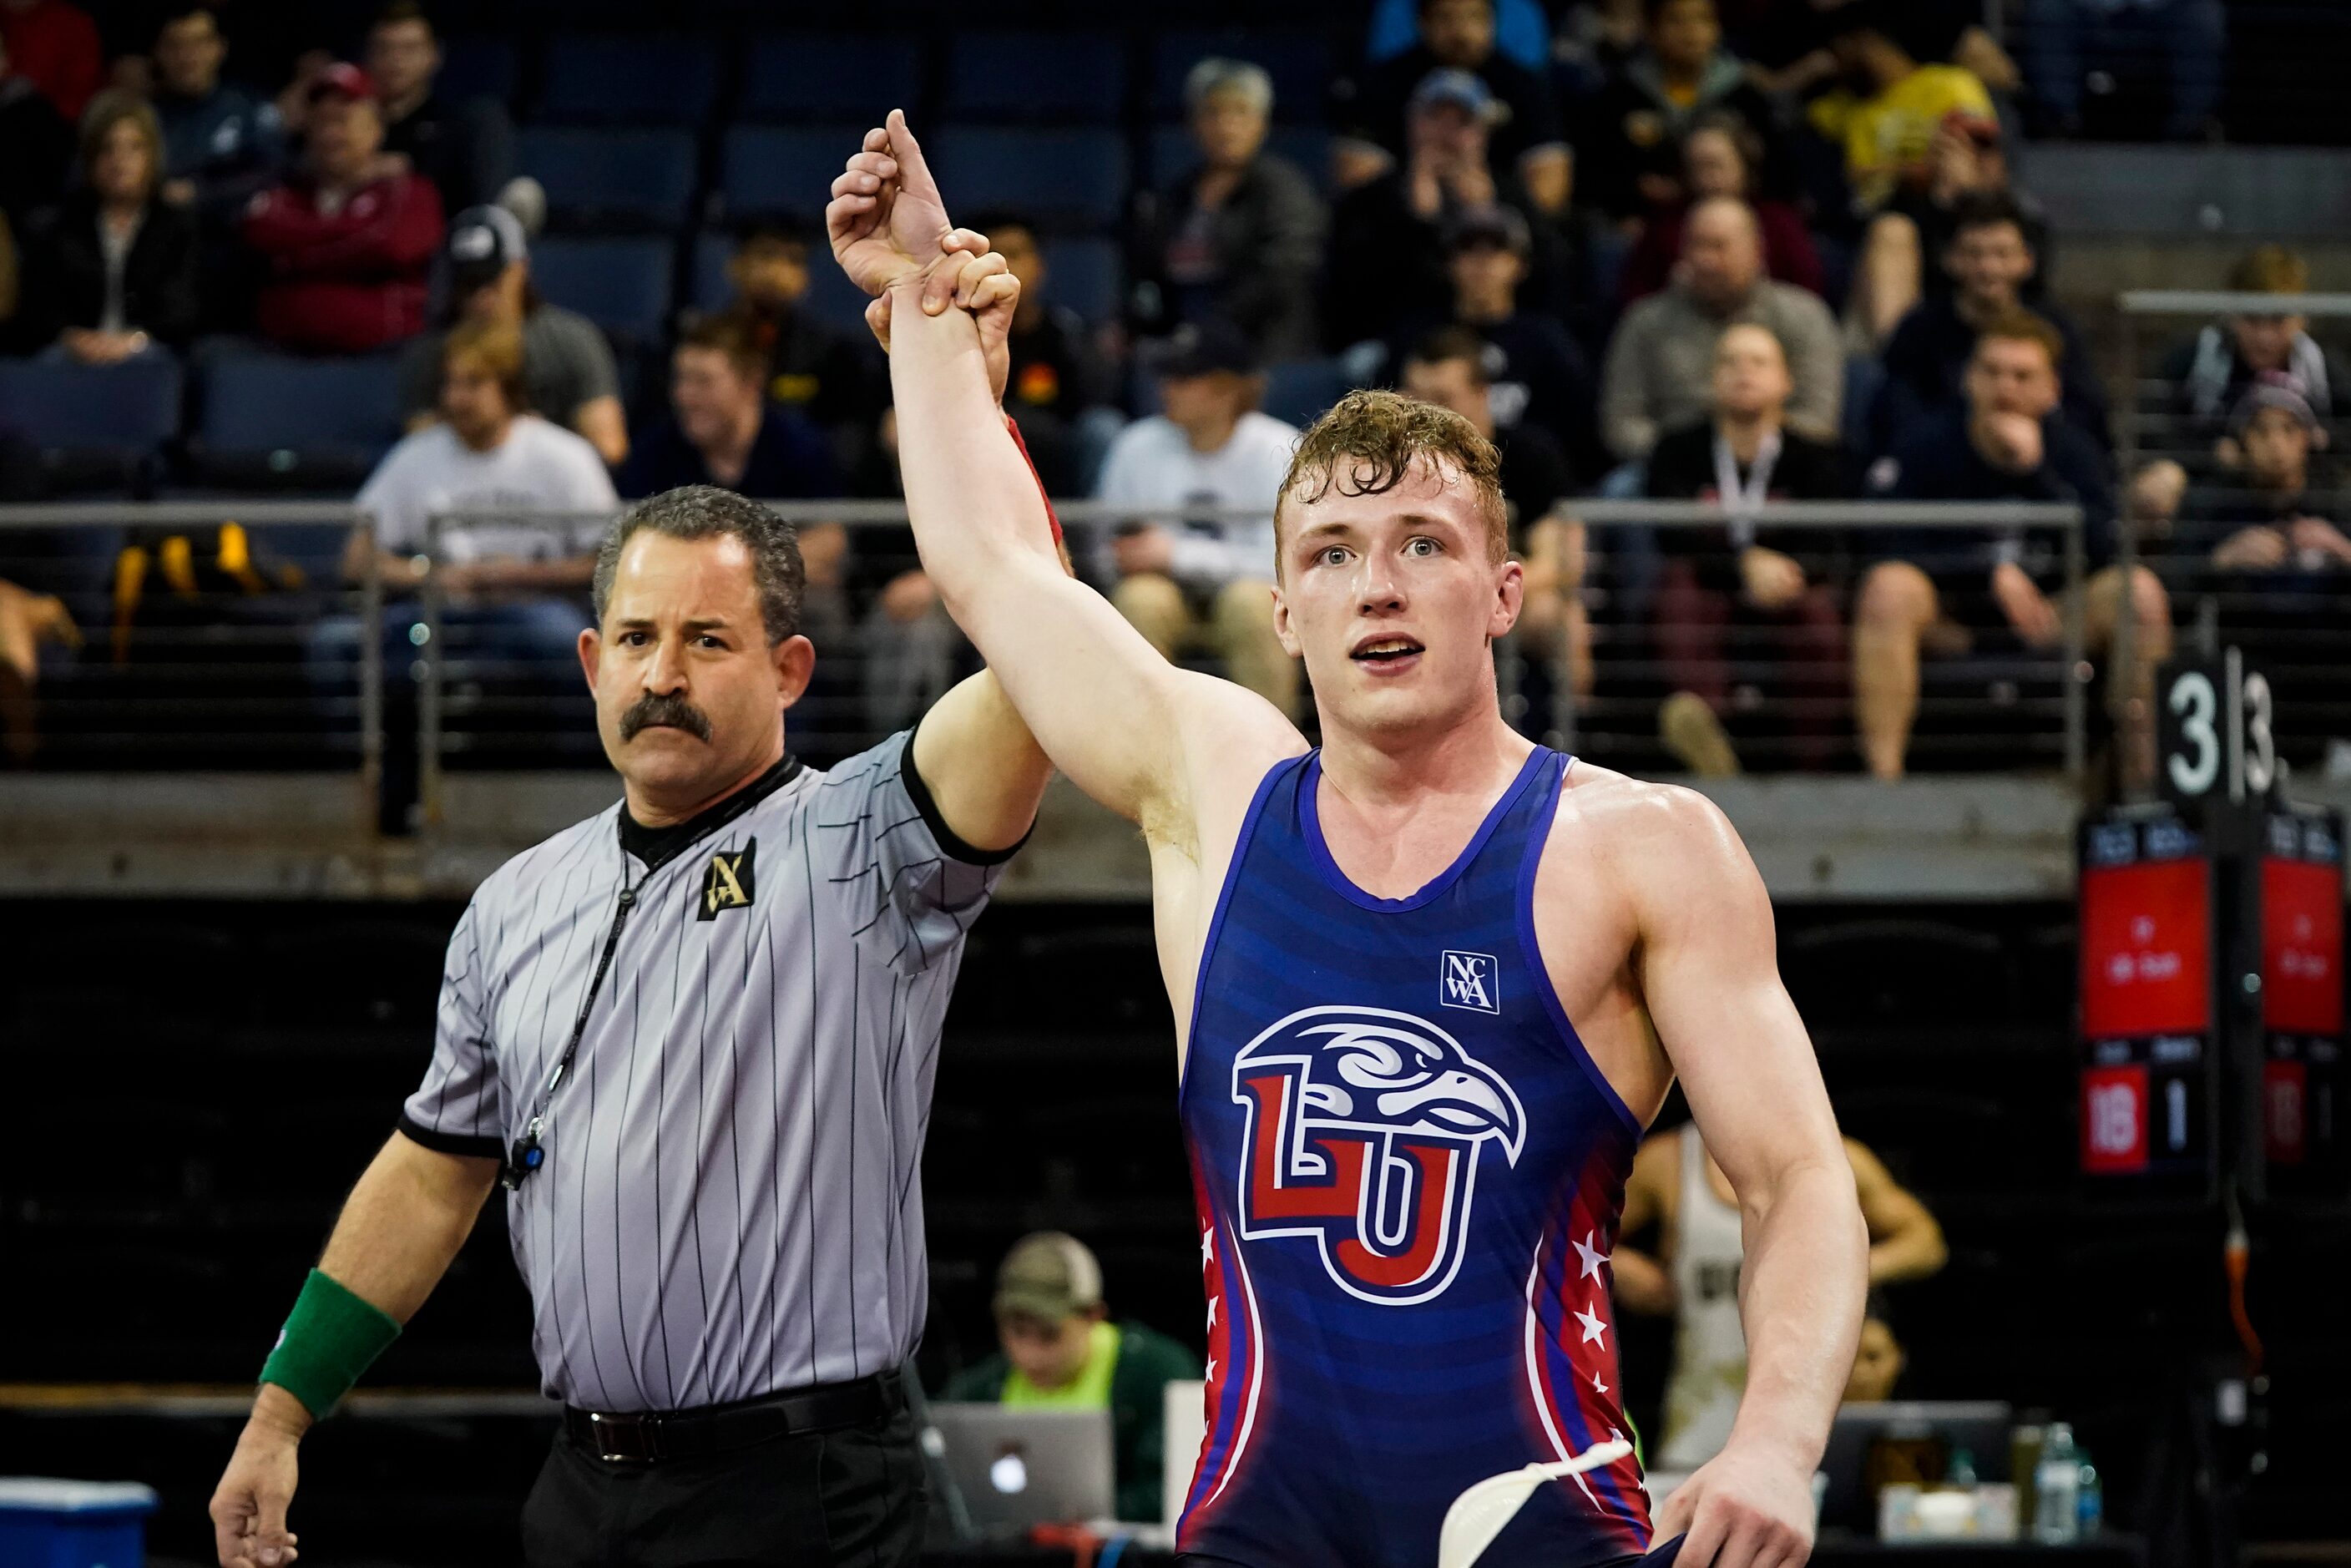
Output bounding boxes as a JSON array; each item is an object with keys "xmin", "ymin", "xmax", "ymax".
[{"xmin": 1712, "ymin": 429, "xmax": 1782, "ymax": 552}]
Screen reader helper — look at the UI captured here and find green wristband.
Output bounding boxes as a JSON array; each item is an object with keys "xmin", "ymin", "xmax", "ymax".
[{"xmin": 258, "ymin": 1269, "xmax": 402, "ymax": 1419}]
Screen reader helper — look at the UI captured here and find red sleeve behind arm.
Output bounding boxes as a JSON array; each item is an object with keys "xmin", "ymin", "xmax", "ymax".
[{"xmin": 1002, "ymin": 412, "xmax": 1063, "ymax": 547}]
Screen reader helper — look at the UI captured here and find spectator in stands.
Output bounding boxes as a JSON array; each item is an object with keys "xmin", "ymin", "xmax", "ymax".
[
  {"xmin": 324, "ymin": 318, "xmax": 615, "ymax": 689},
  {"xmin": 2023, "ymin": 0, "xmax": 2225, "ymax": 141},
  {"xmin": 2158, "ymin": 245, "xmax": 2351, "ymax": 469},
  {"xmin": 720, "ymin": 215, "xmax": 880, "ymax": 460},
  {"xmin": 18, "ymin": 93, "xmax": 201, "ymax": 359},
  {"xmin": 618, "ymin": 314, "xmax": 838, "ymax": 500},
  {"xmin": 1600, "ymin": 196, "xmax": 1842, "ymax": 463},
  {"xmin": 1095, "ymin": 317, "xmax": 1302, "ymax": 720},
  {"xmin": 396, "ymin": 205, "xmax": 624, "ymax": 463},
  {"xmin": 1616, "ymin": 114, "xmax": 1824, "ymax": 311},
  {"xmin": 0, "ymin": 31, "xmax": 73, "ymax": 240},
  {"xmin": 0, "ymin": 574, "xmax": 78, "ymax": 765},
  {"xmin": 1849, "ymin": 109, "xmax": 2051, "ymax": 349},
  {"xmin": 1333, "ymin": 0, "xmax": 1571, "ymax": 215},
  {"xmin": 1873, "ymin": 194, "xmax": 2107, "ymax": 455},
  {"xmin": 1644, "ymin": 322, "xmax": 1849, "ymax": 776},
  {"xmin": 1368, "ymin": 0, "xmax": 1552, "ymax": 72},
  {"xmin": 2151, "ymin": 377, "xmax": 2351, "ymax": 579},
  {"xmin": 1613, "ymin": 1125, "xmax": 1945, "ymax": 1471},
  {"xmin": 151, "ymin": 7, "xmax": 282, "ymax": 220},
  {"xmin": 1806, "ymin": 2, "xmax": 1995, "ymax": 220},
  {"xmin": 1400, "ymin": 325, "xmax": 1590, "ymax": 696},
  {"xmin": 939, "ymin": 1233, "xmax": 1199, "ymax": 1524},
  {"xmin": 241, "ymin": 62, "xmax": 443, "ymax": 354},
  {"xmin": 1574, "ymin": 0, "xmax": 1779, "ymax": 225},
  {"xmin": 366, "ymin": 2, "xmax": 517, "ymax": 216},
  {"xmin": 0, "ymin": 0, "xmax": 99, "ymax": 122},
  {"xmin": 1854, "ymin": 311, "xmax": 2169, "ymax": 781},
  {"xmin": 1136, "ymin": 58, "xmax": 1325, "ymax": 362},
  {"xmin": 1843, "ymin": 1297, "xmax": 1908, "ymax": 1404},
  {"xmin": 1325, "ymin": 69, "xmax": 1555, "ymax": 351},
  {"xmin": 968, "ymin": 210, "xmax": 1114, "ymax": 495}
]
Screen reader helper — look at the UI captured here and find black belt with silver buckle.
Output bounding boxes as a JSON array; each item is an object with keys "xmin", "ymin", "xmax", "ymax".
[{"xmin": 564, "ymin": 1370, "xmax": 900, "ymax": 1464}]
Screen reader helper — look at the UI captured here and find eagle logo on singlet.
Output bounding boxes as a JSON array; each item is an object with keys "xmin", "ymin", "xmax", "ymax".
[{"xmin": 1231, "ymin": 1005, "xmax": 1524, "ymax": 1306}]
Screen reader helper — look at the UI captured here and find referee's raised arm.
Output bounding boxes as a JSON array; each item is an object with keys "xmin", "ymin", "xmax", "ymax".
[{"xmin": 210, "ymin": 483, "xmax": 1050, "ymax": 1568}]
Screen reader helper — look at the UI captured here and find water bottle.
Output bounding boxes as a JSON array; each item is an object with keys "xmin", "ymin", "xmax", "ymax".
[
  {"xmin": 1947, "ymin": 1447, "xmax": 1979, "ymax": 1489},
  {"xmin": 2033, "ymin": 1423, "xmax": 2081, "ymax": 1542},
  {"xmin": 2077, "ymin": 1451, "xmax": 2104, "ymax": 1537}
]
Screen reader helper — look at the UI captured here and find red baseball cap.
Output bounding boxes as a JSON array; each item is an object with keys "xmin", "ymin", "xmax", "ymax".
[{"xmin": 306, "ymin": 62, "xmax": 377, "ymax": 104}]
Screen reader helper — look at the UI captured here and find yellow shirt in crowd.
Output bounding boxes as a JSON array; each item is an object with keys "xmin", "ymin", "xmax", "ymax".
[{"xmin": 1807, "ymin": 64, "xmax": 1995, "ymax": 211}]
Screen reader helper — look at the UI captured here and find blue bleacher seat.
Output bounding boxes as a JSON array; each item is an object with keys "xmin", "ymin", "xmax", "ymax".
[
  {"xmin": 1263, "ymin": 357, "xmax": 1355, "ymax": 427},
  {"xmin": 1150, "ymin": 31, "xmax": 1333, "ymax": 120},
  {"xmin": 530, "ymin": 238, "xmax": 675, "ymax": 340},
  {"xmin": 193, "ymin": 352, "xmax": 399, "ymax": 477},
  {"xmin": 1043, "ymin": 236, "xmax": 1121, "ymax": 324},
  {"xmin": 944, "ymin": 33, "xmax": 1127, "ymax": 123},
  {"xmin": 1148, "ymin": 124, "xmax": 1332, "ymax": 190},
  {"xmin": 0, "ymin": 357, "xmax": 182, "ymax": 467},
  {"xmin": 537, "ymin": 36, "xmax": 719, "ymax": 125},
  {"xmin": 436, "ymin": 36, "xmax": 519, "ymax": 104},
  {"xmin": 689, "ymin": 232, "xmax": 872, "ymax": 333},
  {"xmin": 721, "ymin": 125, "xmax": 869, "ymax": 220},
  {"xmin": 741, "ymin": 35, "xmax": 921, "ymax": 122},
  {"xmin": 933, "ymin": 129, "xmax": 1128, "ymax": 230},
  {"xmin": 517, "ymin": 128, "xmax": 698, "ymax": 230}
]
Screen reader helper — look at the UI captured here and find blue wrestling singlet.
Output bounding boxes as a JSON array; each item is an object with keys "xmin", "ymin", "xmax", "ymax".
[{"xmin": 1176, "ymin": 746, "xmax": 1655, "ymax": 1568}]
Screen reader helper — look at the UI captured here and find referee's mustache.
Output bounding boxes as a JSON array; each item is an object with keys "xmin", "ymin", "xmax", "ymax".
[{"xmin": 619, "ymin": 691, "xmax": 714, "ymax": 743}]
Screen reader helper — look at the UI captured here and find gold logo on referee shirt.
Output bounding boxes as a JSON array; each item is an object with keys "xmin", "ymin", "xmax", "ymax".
[{"xmin": 699, "ymin": 839, "xmax": 756, "ymax": 920}]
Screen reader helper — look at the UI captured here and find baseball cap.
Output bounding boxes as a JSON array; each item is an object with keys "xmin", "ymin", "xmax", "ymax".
[
  {"xmin": 1443, "ymin": 204, "xmax": 1532, "ymax": 257},
  {"xmin": 1408, "ymin": 68, "xmax": 1499, "ymax": 123},
  {"xmin": 2229, "ymin": 371, "xmax": 2323, "ymax": 436},
  {"xmin": 993, "ymin": 1232, "xmax": 1105, "ymax": 1324},
  {"xmin": 446, "ymin": 205, "xmax": 529, "ymax": 293},
  {"xmin": 306, "ymin": 61, "xmax": 377, "ymax": 104},
  {"xmin": 1150, "ymin": 316, "xmax": 1259, "ymax": 379}
]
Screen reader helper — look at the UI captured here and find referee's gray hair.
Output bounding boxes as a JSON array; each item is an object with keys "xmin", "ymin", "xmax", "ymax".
[
  {"xmin": 1185, "ymin": 57, "xmax": 1274, "ymax": 118},
  {"xmin": 593, "ymin": 485, "xmax": 805, "ymax": 645}
]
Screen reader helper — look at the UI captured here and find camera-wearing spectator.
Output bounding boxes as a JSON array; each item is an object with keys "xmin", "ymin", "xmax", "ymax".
[
  {"xmin": 1854, "ymin": 311, "xmax": 2170, "ymax": 782},
  {"xmin": 1327, "ymin": 71, "xmax": 1557, "ymax": 351},
  {"xmin": 2158, "ymin": 245, "xmax": 2351, "ymax": 471},
  {"xmin": 2022, "ymin": 0, "xmax": 2226, "ymax": 142},
  {"xmin": 1137, "ymin": 58, "xmax": 1325, "ymax": 362},
  {"xmin": 1095, "ymin": 317, "xmax": 1303, "ymax": 720},
  {"xmin": 0, "ymin": 0, "xmax": 101, "ymax": 121},
  {"xmin": 1851, "ymin": 109, "xmax": 2052, "ymax": 349},
  {"xmin": 396, "ymin": 205, "xmax": 625, "ymax": 463},
  {"xmin": 1334, "ymin": 0, "xmax": 1571, "ymax": 215},
  {"xmin": 1614, "ymin": 1125, "xmax": 1944, "ymax": 1472},
  {"xmin": 720, "ymin": 215, "xmax": 882, "ymax": 458},
  {"xmin": 19, "ymin": 93, "xmax": 200, "ymax": 360},
  {"xmin": 325, "ymin": 318, "xmax": 615, "ymax": 690},
  {"xmin": 241, "ymin": 61, "xmax": 443, "ymax": 354},
  {"xmin": 151, "ymin": 7, "xmax": 283, "ymax": 220},
  {"xmin": 1575, "ymin": 0, "xmax": 1780, "ymax": 224},
  {"xmin": 0, "ymin": 573, "xmax": 79, "ymax": 765},
  {"xmin": 1806, "ymin": 1, "xmax": 1995, "ymax": 220},
  {"xmin": 366, "ymin": 2, "xmax": 516, "ymax": 215},
  {"xmin": 0, "ymin": 30, "xmax": 73, "ymax": 243},
  {"xmin": 1644, "ymin": 322, "xmax": 1849, "ymax": 776},
  {"xmin": 938, "ymin": 1234, "xmax": 1200, "ymax": 1525},
  {"xmin": 1616, "ymin": 113, "xmax": 1825, "ymax": 311},
  {"xmin": 1400, "ymin": 325, "xmax": 1590, "ymax": 697},
  {"xmin": 966, "ymin": 209, "xmax": 1115, "ymax": 496},
  {"xmin": 1873, "ymin": 194, "xmax": 2106, "ymax": 457},
  {"xmin": 1600, "ymin": 195, "xmax": 1842, "ymax": 463},
  {"xmin": 619, "ymin": 314, "xmax": 839, "ymax": 501}
]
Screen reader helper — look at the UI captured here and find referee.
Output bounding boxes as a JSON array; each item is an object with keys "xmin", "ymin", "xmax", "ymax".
[{"xmin": 209, "ymin": 482, "xmax": 1051, "ymax": 1568}]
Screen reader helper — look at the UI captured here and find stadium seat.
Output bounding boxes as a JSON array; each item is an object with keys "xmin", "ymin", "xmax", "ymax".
[
  {"xmin": 689, "ymin": 231, "xmax": 872, "ymax": 333},
  {"xmin": 1148, "ymin": 124, "xmax": 1332, "ymax": 190},
  {"xmin": 436, "ymin": 35, "xmax": 519, "ymax": 104},
  {"xmin": 1263, "ymin": 357, "xmax": 1355, "ymax": 427},
  {"xmin": 721, "ymin": 125, "xmax": 871, "ymax": 220},
  {"xmin": 943, "ymin": 32, "xmax": 1127, "ymax": 123},
  {"xmin": 741, "ymin": 35, "xmax": 921, "ymax": 122},
  {"xmin": 518, "ymin": 128, "xmax": 698, "ymax": 230},
  {"xmin": 190, "ymin": 352, "xmax": 400, "ymax": 487},
  {"xmin": 537, "ymin": 36, "xmax": 719, "ymax": 125},
  {"xmin": 1043, "ymin": 235, "xmax": 1121, "ymax": 323},
  {"xmin": 529, "ymin": 237, "xmax": 675, "ymax": 341},
  {"xmin": 0, "ymin": 357, "xmax": 183, "ymax": 493},
  {"xmin": 933, "ymin": 129, "xmax": 1128, "ymax": 230},
  {"xmin": 1150, "ymin": 30, "xmax": 1332, "ymax": 120}
]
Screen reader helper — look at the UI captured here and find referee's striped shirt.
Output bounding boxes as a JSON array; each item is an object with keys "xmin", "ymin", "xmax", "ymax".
[{"xmin": 398, "ymin": 729, "xmax": 1015, "ymax": 1412}]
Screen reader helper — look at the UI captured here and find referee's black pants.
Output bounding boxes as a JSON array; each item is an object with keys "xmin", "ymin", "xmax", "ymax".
[{"xmin": 522, "ymin": 1398, "xmax": 926, "ymax": 1567}]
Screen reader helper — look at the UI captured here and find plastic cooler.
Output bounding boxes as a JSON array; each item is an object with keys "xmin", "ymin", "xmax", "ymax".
[{"xmin": 0, "ymin": 1479, "xmax": 159, "ymax": 1568}]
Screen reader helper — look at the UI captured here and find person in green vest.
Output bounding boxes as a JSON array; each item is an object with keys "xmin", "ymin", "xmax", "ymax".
[{"xmin": 938, "ymin": 1232, "xmax": 1200, "ymax": 1522}]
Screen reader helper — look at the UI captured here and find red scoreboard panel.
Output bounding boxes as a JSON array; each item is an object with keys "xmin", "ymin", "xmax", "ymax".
[
  {"xmin": 2261, "ymin": 814, "xmax": 2345, "ymax": 1186},
  {"xmin": 2081, "ymin": 858, "xmax": 2213, "ymax": 1039}
]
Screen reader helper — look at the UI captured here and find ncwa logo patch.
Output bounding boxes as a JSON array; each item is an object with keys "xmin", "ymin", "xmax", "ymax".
[
  {"xmin": 1440, "ymin": 950, "xmax": 1499, "ymax": 1014},
  {"xmin": 698, "ymin": 840, "xmax": 756, "ymax": 920}
]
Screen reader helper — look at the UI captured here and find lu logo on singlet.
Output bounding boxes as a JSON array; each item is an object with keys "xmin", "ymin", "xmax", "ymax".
[{"xmin": 698, "ymin": 840, "xmax": 756, "ymax": 920}]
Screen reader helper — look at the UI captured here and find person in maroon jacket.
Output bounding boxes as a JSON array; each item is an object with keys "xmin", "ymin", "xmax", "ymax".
[{"xmin": 240, "ymin": 62, "xmax": 443, "ymax": 354}]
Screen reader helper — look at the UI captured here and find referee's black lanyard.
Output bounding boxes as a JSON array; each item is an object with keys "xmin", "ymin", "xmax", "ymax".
[{"xmin": 501, "ymin": 756, "xmax": 801, "ymax": 1191}]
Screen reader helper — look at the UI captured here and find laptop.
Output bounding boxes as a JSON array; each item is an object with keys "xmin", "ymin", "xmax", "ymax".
[
  {"xmin": 1818, "ymin": 1401, "xmax": 2013, "ymax": 1532},
  {"xmin": 927, "ymin": 1403, "xmax": 1116, "ymax": 1530}
]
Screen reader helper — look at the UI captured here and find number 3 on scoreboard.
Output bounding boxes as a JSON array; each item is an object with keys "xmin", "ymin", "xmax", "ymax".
[
  {"xmin": 2166, "ymin": 669, "xmax": 2219, "ymax": 797},
  {"xmin": 2160, "ymin": 651, "xmax": 2276, "ymax": 808}
]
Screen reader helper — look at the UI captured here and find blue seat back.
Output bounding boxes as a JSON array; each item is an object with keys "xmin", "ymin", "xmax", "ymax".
[
  {"xmin": 196, "ymin": 353, "xmax": 399, "ymax": 460},
  {"xmin": 529, "ymin": 238, "xmax": 675, "ymax": 339},
  {"xmin": 721, "ymin": 125, "xmax": 869, "ymax": 219},
  {"xmin": 1044, "ymin": 236, "xmax": 1121, "ymax": 324},
  {"xmin": 933, "ymin": 128, "xmax": 1127, "ymax": 230},
  {"xmin": 518, "ymin": 128, "xmax": 699, "ymax": 228},
  {"xmin": 741, "ymin": 35, "xmax": 921, "ymax": 121},
  {"xmin": 538, "ymin": 36, "xmax": 719, "ymax": 124},
  {"xmin": 944, "ymin": 33, "xmax": 1126, "ymax": 122},
  {"xmin": 0, "ymin": 358, "xmax": 182, "ymax": 455}
]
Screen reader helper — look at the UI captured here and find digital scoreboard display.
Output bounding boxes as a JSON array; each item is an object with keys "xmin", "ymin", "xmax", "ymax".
[{"xmin": 2261, "ymin": 812, "xmax": 2344, "ymax": 1188}]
